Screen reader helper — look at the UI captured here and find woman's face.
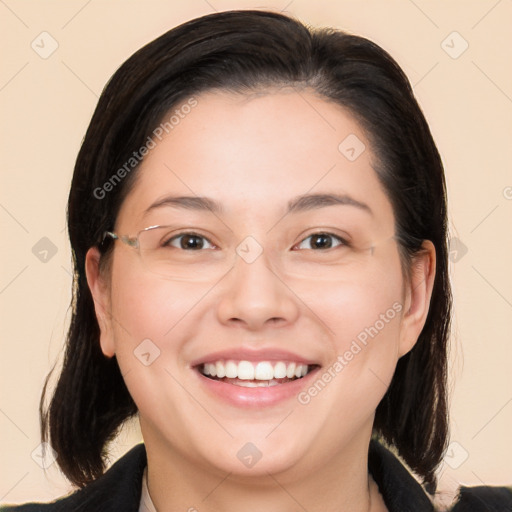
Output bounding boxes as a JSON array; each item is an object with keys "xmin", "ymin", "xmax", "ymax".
[{"xmin": 87, "ymin": 88, "xmax": 434, "ymax": 479}]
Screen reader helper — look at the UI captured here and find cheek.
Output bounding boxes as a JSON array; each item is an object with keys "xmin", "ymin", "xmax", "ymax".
[
  {"xmin": 106, "ymin": 272, "xmax": 211, "ymax": 425},
  {"xmin": 295, "ymin": 250, "xmax": 405, "ymax": 410},
  {"xmin": 300, "ymin": 247, "xmax": 404, "ymax": 353},
  {"xmin": 109, "ymin": 251, "xmax": 211, "ymax": 343},
  {"xmin": 106, "ymin": 261, "xmax": 211, "ymax": 388},
  {"xmin": 325, "ymin": 279, "xmax": 403, "ymax": 356}
]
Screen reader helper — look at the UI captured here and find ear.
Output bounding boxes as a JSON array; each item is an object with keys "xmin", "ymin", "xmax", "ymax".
[
  {"xmin": 85, "ymin": 246, "xmax": 115, "ymax": 358},
  {"xmin": 398, "ymin": 240, "xmax": 436, "ymax": 357}
]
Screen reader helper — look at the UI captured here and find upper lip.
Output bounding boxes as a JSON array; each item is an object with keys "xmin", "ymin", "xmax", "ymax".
[{"xmin": 190, "ymin": 347, "xmax": 321, "ymax": 367}]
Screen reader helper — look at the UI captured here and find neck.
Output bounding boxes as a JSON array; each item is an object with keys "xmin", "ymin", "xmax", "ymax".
[{"xmin": 142, "ymin": 426, "xmax": 383, "ymax": 512}]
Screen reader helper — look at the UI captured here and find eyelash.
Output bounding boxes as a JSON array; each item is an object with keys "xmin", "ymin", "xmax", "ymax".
[
  {"xmin": 165, "ymin": 232, "xmax": 349, "ymax": 251},
  {"xmin": 294, "ymin": 232, "xmax": 348, "ymax": 250},
  {"xmin": 165, "ymin": 232, "xmax": 217, "ymax": 250}
]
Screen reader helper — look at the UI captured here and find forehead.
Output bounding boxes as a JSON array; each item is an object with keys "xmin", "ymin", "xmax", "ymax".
[{"xmin": 115, "ymin": 89, "xmax": 394, "ymax": 230}]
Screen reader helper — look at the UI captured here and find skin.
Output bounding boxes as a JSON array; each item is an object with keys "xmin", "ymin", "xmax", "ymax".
[{"xmin": 86, "ymin": 88, "xmax": 435, "ymax": 512}]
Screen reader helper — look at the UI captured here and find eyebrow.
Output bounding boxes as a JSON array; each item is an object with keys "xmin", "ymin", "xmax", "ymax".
[
  {"xmin": 143, "ymin": 193, "xmax": 373, "ymax": 217},
  {"xmin": 287, "ymin": 193, "xmax": 372, "ymax": 215},
  {"xmin": 143, "ymin": 196, "xmax": 223, "ymax": 217}
]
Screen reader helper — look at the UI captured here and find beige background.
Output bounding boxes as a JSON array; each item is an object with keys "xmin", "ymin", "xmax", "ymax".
[{"xmin": 1, "ymin": 0, "xmax": 511, "ymax": 507}]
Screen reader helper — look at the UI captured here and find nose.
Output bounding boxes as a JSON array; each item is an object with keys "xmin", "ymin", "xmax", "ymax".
[{"xmin": 216, "ymin": 249, "xmax": 300, "ymax": 331}]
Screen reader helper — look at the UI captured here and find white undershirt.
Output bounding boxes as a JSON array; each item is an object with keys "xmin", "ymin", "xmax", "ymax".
[{"xmin": 139, "ymin": 466, "xmax": 158, "ymax": 512}]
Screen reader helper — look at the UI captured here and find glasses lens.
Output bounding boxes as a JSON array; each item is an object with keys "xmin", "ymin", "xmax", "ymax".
[
  {"xmin": 137, "ymin": 226, "xmax": 235, "ymax": 281},
  {"xmin": 135, "ymin": 226, "xmax": 395, "ymax": 282}
]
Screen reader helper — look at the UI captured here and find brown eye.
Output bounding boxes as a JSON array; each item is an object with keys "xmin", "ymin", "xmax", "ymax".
[
  {"xmin": 167, "ymin": 233, "xmax": 215, "ymax": 250},
  {"xmin": 310, "ymin": 234, "xmax": 332, "ymax": 249},
  {"xmin": 296, "ymin": 233, "xmax": 346, "ymax": 250}
]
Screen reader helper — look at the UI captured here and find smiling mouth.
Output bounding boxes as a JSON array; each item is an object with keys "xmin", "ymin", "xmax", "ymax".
[{"xmin": 197, "ymin": 360, "xmax": 318, "ymax": 387}]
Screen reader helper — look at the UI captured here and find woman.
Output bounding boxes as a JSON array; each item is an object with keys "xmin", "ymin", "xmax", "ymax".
[{"xmin": 2, "ymin": 9, "xmax": 511, "ymax": 512}]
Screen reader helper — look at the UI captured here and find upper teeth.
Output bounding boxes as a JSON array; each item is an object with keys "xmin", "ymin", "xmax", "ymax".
[{"xmin": 201, "ymin": 360, "xmax": 310, "ymax": 380}]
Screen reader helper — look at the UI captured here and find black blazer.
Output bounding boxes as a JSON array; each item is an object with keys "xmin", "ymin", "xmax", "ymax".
[{"xmin": 2, "ymin": 441, "xmax": 511, "ymax": 512}]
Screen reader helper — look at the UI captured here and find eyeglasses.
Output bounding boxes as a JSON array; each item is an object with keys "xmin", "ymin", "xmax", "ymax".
[
  {"xmin": 102, "ymin": 225, "xmax": 396, "ymax": 282},
  {"xmin": 102, "ymin": 225, "xmax": 237, "ymax": 281}
]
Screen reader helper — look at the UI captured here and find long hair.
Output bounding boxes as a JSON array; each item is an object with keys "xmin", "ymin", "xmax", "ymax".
[{"xmin": 41, "ymin": 9, "xmax": 451, "ymax": 491}]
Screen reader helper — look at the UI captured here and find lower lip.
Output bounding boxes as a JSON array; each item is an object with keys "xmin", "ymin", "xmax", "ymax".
[{"xmin": 194, "ymin": 367, "xmax": 321, "ymax": 408}]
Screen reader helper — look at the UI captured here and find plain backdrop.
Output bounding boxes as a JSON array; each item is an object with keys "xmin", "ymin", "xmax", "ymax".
[{"xmin": 1, "ymin": 0, "xmax": 511, "ymax": 507}]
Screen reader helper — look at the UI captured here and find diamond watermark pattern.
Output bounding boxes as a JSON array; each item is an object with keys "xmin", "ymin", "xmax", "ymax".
[
  {"xmin": 236, "ymin": 442, "xmax": 262, "ymax": 468},
  {"xmin": 444, "ymin": 441, "xmax": 469, "ymax": 469},
  {"xmin": 448, "ymin": 237, "xmax": 468, "ymax": 263},
  {"xmin": 338, "ymin": 134, "xmax": 366, "ymax": 162},
  {"xmin": 134, "ymin": 338, "xmax": 161, "ymax": 366},
  {"xmin": 31, "ymin": 442, "xmax": 57, "ymax": 469},
  {"xmin": 236, "ymin": 236, "xmax": 263, "ymax": 264},
  {"xmin": 31, "ymin": 31, "xmax": 59, "ymax": 59},
  {"xmin": 441, "ymin": 31, "xmax": 469, "ymax": 59},
  {"xmin": 32, "ymin": 237, "xmax": 58, "ymax": 263}
]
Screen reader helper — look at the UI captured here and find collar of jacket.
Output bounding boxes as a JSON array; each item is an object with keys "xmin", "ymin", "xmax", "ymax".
[
  {"xmin": 368, "ymin": 439, "xmax": 434, "ymax": 511},
  {"xmin": 4, "ymin": 440, "xmax": 433, "ymax": 512},
  {"xmin": 4, "ymin": 440, "xmax": 511, "ymax": 511}
]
